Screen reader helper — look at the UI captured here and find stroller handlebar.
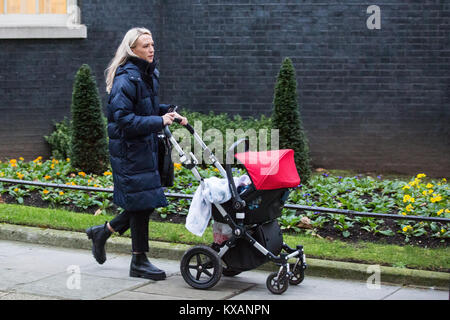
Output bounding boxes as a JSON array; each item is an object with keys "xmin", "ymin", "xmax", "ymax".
[
  {"xmin": 163, "ymin": 116, "xmax": 249, "ymax": 213},
  {"xmin": 164, "ymin": 104, "xmax": 194, "ymax": 135},
  {"xmin": 173, "ymin": 117, "xmax": 195, "ymax": 135},
  {"xmin": 163, "ymin": 118, "xmax": 194, "ymax": 138}
]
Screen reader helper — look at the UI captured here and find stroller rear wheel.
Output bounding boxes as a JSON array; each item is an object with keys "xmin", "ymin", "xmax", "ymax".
[
  {"xmin": 266, "ymin": 271, "xmax": 289, "ymax": 294},
  {"xmin": 289, "ymin": 262, "xmax": 305, "ymax": 285},
  {"xmin": 180, "ymin": 245, "xmax": 223, "ymax": 290}
]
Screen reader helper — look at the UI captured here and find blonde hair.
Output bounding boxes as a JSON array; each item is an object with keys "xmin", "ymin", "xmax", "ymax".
[{"xmin": 105, "ymin": 27, "xmax": 152, "ymax": 94}]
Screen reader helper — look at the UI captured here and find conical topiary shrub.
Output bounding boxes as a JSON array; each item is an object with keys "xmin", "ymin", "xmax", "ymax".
[
  {"xmin": 272, "ymin": 57, "xmax": 311, "ymax": 184},
  {"xmin": 70, "ymin": 64, "xmax": 109, "ymax": 175}
]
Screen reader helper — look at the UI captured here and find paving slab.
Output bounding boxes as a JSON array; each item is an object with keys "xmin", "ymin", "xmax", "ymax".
[
  {"xmin": 0, "ymin": 291, "xmax": 59, "ymax": 300},
  {"xmin": 15, "ymin": 272, "xmax": 146, "ymax": 300},
  {"xmin": 385, "ymin": 287, "xmax": 450, "ymax": 300},
  {"xmin": 0, "ymin": 239, "xmax": 448, "ymax": 300},
  {"xmin": 134, "ymin": 275, "xmax": 256, "ymax": 300},
  {"xmin": 229, "ymin": 275, "xmax": 401, "ymax": 300},
  {"xmin": 103, "ymin": 290, "xmax": 191, "ymax": 300},
  {"xmin": 0, "ymin": 240, "xmax": 96, "ymax": 291}
]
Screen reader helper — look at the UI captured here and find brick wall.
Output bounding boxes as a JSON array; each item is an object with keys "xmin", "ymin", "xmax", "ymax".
[
  {"xmin": 0, "ymin": 0, "xmax": 161, "ymax": 160},
  {"xmin": 0, "ymin": 0, "xmax": 448, "ymax": 177}
]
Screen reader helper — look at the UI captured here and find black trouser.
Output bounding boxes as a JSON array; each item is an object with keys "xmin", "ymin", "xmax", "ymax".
[{"xmin": 109, "ymin": 209, "xmax": 153, "ymax": 253}]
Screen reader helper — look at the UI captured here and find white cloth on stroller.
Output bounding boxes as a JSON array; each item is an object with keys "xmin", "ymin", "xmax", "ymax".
[{"xmin": 186, "ymin": 174, "xmax": 251, "ymax": 236}]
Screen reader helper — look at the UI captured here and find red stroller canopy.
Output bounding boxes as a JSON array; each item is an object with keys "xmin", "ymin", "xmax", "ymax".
[{"xmin": 235, "ymin": 149, "xmax": 301, "ymax": 190}]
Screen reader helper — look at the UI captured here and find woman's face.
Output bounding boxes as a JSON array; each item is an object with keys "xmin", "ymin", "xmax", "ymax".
[{"xmin": 132, "ymin": 34, "xmax": 155, "ymax": 63}]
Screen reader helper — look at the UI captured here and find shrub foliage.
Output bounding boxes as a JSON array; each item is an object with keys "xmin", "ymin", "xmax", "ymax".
[
  {"xmin": 69, "ymin": 64, "xmax": 109, "ymax": 174},
  {"xmin": 271, "ymin": 57, "xmax": 312, "ymax": 184}
]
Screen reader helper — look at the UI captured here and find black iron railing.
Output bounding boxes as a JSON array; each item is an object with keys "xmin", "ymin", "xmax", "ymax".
[{"xmin": 0, "ymin": 178, "xmax": 449, "ymax": 223}]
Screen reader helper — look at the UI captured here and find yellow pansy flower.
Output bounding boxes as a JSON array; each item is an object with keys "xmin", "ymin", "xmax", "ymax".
[
  {"xmin": 174, "ymin": 163, "xmax": 182, "ymax": 170},
  {"xmin": 403, "ymin": 195, "xmax": 415, "ymax": 203},
  {"xmin": 78, "ymin": 171, "xmax": 86, "ymax": 177},
  {"xmin": 430, "ymin": 195, "xmax": 442, "ymax": 203},
  {"xmin": 409, "ymin": 178, "xmax": 420, "ymax": 187},
  {"xmin": 416, "ymin": 173, "xmax": 426, "ymax": 179},
  {"xmin": 43, "ymin": 190, "xmax": 49, "ymax": 194},
  {"xmin": 103, "ymin": 171, "xmax": 112, "ymax": 176},
  {"xmin": 426, "ymin": 183, "xmax": 434, "ymax": 189},
  {"xmin": 405, "ymin": 204, "xmax": 414, "ymax": 212},
  {"xmin": 59, "ymin": 191, "xmax": 64, "ymax": 196},
  {"xmin": 402, "ymin": 225, "xmax": 412, "ymax": 232},
  {"xmin": 437, "ymin": 209, "xmax": 443, "ymax": 216}
]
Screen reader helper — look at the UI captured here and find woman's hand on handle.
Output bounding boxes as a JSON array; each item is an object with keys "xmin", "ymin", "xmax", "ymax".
[
  {"xmin": 162, "ymin": 112, "xmax": 176, "ymax": 126},
  {"xmin": 173, "ymin": 111, "xmax": 188, "ymax": 126}
]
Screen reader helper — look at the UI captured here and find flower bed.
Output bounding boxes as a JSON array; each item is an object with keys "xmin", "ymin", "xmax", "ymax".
[
  {"xmin": 287, "ymin": 172, "xmax": 449, "ymax": 244},
  {"xmin": 0, "ymin": 157, "xmax": 448, "ymax": 247}
]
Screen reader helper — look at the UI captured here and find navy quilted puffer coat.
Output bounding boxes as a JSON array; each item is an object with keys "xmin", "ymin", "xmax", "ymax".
[{"xmin": 106, "ymin": 56, "xmax": 170, "ymax": 211}]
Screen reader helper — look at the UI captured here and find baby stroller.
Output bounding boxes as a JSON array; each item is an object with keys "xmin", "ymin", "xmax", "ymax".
[{"xmin": 164, "ymin": 119, "xmax": 307, "ymax": 294}]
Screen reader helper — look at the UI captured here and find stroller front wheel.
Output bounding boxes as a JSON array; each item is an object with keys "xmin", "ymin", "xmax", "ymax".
[
  {"xmin": 266, "ymin": 271, "xmax": 289, "ymax": 294},
  {"xmin": 180, "ymin": 245, "xmax": 223, "ymax": 290}
]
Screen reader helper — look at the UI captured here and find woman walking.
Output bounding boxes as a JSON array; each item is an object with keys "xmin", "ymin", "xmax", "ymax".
[{"xmin": 86, "ymin": 27, "xmax": 187, "ymax": 281}]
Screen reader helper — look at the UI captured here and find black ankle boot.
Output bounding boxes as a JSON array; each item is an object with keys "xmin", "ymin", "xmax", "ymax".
[
  {"xmin": 86, "ymin": 222, "xmax": 112, "ymax": 264},
  {"xmin": 130, "ymin": 253, "xmax": 166, "ymax": 281}
]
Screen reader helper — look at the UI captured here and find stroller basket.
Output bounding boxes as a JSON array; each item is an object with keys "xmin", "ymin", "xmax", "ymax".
[
  {"xmin": 220, "ymin": 219, "xmax": 284, "ymax": 272},
  {"xmin": 163, "ymin": 118, "xmax": 307, "ymax": 294}
]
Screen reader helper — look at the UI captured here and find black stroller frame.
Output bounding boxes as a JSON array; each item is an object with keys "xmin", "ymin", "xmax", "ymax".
[{"xmin": 164, "ymin": 120, "xmax": 307, "ymax": 294}]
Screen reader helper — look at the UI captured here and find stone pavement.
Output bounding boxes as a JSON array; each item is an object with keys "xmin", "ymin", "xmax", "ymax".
[{"xmin": 0, "ymin": 240, "xmax": 447, "ymax": 301}]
